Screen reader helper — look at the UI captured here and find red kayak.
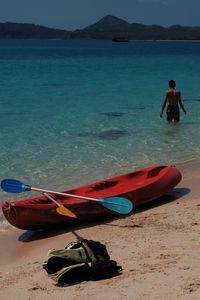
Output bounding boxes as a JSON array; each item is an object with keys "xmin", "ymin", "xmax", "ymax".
[{"xmin": 1, "ymin": 165, "xmax": 181, "ymax": 230}]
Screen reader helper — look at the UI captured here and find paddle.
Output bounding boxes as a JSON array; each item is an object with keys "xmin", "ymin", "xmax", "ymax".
[
  {"xmin": 43, "ymin": 192, "xmax": 77, "ymax": 218},
  {"xmin": 1, "ymin": 179, "xmax": 133, "ymax": 214}
]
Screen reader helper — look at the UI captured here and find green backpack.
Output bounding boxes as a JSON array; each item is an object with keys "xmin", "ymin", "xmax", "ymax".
[{"xmin": 43, "ymin": 239, "xmax": 122, "ymax": 285}]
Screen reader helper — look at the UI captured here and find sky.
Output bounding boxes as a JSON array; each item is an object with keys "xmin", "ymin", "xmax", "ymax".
[{"xmin": 0, "ymin": 0, "xmax": 200, "ymax": 30}]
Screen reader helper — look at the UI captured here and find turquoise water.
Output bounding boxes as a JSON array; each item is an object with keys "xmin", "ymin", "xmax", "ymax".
[{"xmin": 0, "ymin": 39, "xmax": 200, "ymax": 225}]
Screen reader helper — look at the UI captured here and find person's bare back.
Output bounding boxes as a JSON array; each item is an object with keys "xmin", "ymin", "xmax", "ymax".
[
  {"xmin": 160, "ymin": 80, "xmax": 186, "ymax": 122},
  {"xmin": 166, "ymin": 89, "xmax": 181, "ymax": 106}
]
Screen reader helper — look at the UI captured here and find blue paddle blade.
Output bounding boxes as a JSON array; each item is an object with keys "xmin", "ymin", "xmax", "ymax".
[
  {"xmin": 99, "ymin": 197, "xmax": 133, "ymax": 214},
  {"xmin": 1, "ymin": 179, "xmax": 31, "ymax": 193}
]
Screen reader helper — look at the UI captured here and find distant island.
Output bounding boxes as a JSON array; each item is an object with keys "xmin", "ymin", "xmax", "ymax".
[{"xmin": 1, "ymin": 15, "xmax": 200, "ymax": 40}]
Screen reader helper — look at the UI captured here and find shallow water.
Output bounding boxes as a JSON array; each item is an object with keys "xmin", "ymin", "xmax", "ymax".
[{"xmin": 0, "ymin": 39, "xmax": 200, "ymax": 226}]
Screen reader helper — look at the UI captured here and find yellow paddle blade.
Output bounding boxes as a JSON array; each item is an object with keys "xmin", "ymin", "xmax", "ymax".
[{"xmin": 56, "ymin": 205, "xmax": 77, "ymax": 218}]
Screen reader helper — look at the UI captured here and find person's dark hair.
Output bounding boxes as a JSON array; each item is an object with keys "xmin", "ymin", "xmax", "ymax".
[{"xmin": 169, "ymin": 80, "xmax": 176, "ymax": 88}]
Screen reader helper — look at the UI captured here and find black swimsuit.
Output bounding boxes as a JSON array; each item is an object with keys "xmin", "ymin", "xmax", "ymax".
[{"xmin": 167, "ymin": 105, "xmax": 180, "ymax": 122}]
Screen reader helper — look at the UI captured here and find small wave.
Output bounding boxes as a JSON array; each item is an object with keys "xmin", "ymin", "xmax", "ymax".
[
  {"xmin": 78, "ymin": 129, "xmax": 128, "ymax": 141},
  {"xmin": 183, "ymin": 98, "xmax": 200, "ymax": 102},
  {"xmin": 37, "ymin": 81, "xmax": 83, "ymax": 87},
  {"xmin": 0, "ymin": 219, "xmax": 11, "ymax": 231}
]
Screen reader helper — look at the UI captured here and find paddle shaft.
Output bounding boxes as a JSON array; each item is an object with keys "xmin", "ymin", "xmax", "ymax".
[
  {"xmin": 32, "ymin": 187, "xmax": 127, "ymax": 207},
  {"xmin": 31, "ymin": 187, "xmax": 103, "ymax": 202},
  {"xmin": 43, "ymin": 192, "xmax": 61, "ymax": 207}
]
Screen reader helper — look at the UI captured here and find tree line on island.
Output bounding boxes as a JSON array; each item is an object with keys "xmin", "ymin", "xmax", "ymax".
[{"xmin": 1, "ymin": 15, "xmax": 200, "ymax": 40}]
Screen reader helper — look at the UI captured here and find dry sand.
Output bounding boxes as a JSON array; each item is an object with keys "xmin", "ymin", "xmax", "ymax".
[{"xmin": 0, "ymin": 161, "xmax": 199, "ymax": 300}]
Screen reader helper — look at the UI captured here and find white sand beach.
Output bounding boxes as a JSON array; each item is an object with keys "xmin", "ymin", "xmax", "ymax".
[{"xmin": 0, "ymin": 161, "xmax": 199, "ymax": 300}]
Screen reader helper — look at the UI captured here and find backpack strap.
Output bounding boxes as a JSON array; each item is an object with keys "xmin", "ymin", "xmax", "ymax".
[
  {"xmin": 81, "ymin": 239, "xmax": 110, "ymax": 262},
  {"xmin": 81, "ymin": 240, "xmax": 97, "ymax": 263}
]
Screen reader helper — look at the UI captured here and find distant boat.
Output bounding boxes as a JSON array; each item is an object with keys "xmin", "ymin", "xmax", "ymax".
[{"xmin": 112, "ymin": 38, "xmax": 129, "ymax": 42}]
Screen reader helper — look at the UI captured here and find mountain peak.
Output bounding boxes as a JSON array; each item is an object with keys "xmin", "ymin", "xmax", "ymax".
[
  {"xmin": 84, "ymin": 15, "xmax": 129, "ymax": 31},
  {"xmin": 100, "ymin": 15, "xmax": 129, "ymax": 24}
]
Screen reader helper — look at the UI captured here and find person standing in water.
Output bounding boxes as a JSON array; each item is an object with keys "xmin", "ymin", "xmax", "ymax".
[{"xmin": 160, "ymin": 80, "xmax": 187, "ymax": 122}]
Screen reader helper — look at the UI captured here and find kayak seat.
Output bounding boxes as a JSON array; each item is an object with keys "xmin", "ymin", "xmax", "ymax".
[
  {"xmin": 126, "ymin": 171, "xmax": 143, "ymax": 178},
  {"xmin": 28, "ymin": 199, "xmax": 52, "ymax": 204},
  {"xmin": 147, "ymin": 166, "xmax": 165, "ymax": 178},
  {"xmin": 91, "ymin": 180, "xmax": 118, "ymax": 191}
]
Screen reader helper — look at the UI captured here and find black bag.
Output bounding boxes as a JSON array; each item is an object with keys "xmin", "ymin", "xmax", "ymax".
[{"xmin": 43, "ymin": 239, "xmax": 122, "ymax": 285}]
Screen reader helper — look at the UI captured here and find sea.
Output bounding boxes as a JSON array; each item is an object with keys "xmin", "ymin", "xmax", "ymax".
[{"xmin": 0, "ymin": 39, "xmax": 200, "ymax": 229}]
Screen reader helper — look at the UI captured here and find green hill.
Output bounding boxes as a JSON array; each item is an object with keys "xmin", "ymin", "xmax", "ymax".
[{"xmin": 1, "ymin": 16, "xmax": 200, "ymax": 40}]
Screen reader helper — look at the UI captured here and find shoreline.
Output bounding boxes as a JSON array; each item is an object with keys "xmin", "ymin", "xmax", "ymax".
[{"xmin": 0, "ymin": 160, "xmax": 200, "ymax": 299}]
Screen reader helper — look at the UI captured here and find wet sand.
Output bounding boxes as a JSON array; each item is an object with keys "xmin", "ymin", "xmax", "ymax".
[{"xmin": 0, "ymin": 161, "xmax": 199, "ymax": 300}]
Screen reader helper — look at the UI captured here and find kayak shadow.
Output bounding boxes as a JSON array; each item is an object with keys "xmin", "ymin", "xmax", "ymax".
[
  {"xmin": 103, "ymin": 187, "xmax": 190, "ymax": 229},
  {"xmin": 134, "ymin": 187, "xmax": 190, "ymax": 213},
  {"xmin": 18, "ymin": 187, "xmax": 190, "ymax": 242},
  {"xmin": 18, "ymin": 217, "xmax": 120, "ymax": 243}
]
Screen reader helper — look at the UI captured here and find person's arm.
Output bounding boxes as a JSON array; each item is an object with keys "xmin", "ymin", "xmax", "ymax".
[
  {"xmin": 160, "ymin": 93, "xmax": 168, "ymax": 118},
  {"xmin": 178, "ymin": 93, "xmax": 187, "ymax": 114}
]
